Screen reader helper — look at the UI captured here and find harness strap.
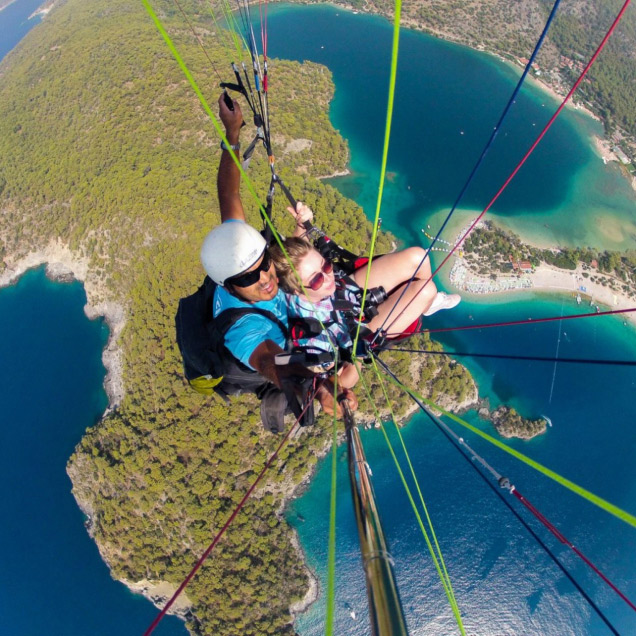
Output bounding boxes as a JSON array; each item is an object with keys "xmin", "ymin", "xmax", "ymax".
[
  {"xmin": 212, "ymin": 296, "xmax": 317, "ymax": 424},
  {"xmin": 242, "ymin": 129, "xmax": 265, "ymax": 169}
]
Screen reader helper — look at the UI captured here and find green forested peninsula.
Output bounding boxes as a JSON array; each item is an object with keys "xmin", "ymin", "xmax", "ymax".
[{"xmin": 0, "ymin": 1, "xmax": 484, "ymax": 633}]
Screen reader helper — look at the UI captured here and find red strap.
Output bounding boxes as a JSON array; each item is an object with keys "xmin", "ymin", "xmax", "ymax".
[
  {"xmin": 512, "ymin": 489, "xmax": 636, "ymax": 612},
  {"xmin": 143, "ymin": 388, "xmax": 318, "ymax": 635}
]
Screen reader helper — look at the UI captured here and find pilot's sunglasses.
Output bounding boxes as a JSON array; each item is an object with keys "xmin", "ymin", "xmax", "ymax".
[
  {"xmin": 306, "ymin": 260, "xmax": 334, "ymax": 291},
  {"xmin": 227, "ymin": 250, "xmax": 272, "ymax": 288}
]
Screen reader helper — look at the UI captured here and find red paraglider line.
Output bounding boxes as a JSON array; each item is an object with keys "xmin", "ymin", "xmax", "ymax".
[
  {"xmin": 384, "ymin": 307, "xmax": 636, "ymax": 337},
  {"xmin": 512, "ymin": 489, "xmax": 636, "ymax": 613},
  {"xmin": 142, "ymin": 386, "xmax": 318, "ymax": 636},
  {"xmin": 382, "ymin": 0, "xmax": 633, "ymax": 335}
]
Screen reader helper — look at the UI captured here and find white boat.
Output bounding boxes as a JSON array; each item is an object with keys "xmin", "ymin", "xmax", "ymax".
[{"xmin": 542, "ymin": 415, "xmax": 553, "ymax": 428}]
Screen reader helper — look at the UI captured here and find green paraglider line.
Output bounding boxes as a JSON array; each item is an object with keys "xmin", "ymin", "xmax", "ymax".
[
  {"xmin": 380, "ymin": 0, "xmax": 634, "ymax": 336},
  {"xmin": 139, "ymin": 0, "xmax": 636, "ymax": 634},
  {"xmin": 357, "ymin": 360, "xmax": 466, "ymax": 634},
  {"xmin": 375, "ymin": 355, "xmax": 636, "ymax": 530},
  {"xmin": 325, "ymin": 371, "xmax": 340, "ymax": 636},
  {"xmin": 378, "ymin": 360, "xmax": 627, "ymax": 633},
  {"xmin": 140, "ymin": 0, "xmax": 340, "ymax": 354},
  {"xmin": 141, "ymin": 387, "xmax": 319, "ymax": 636},
  {"xmin": 351, "ymin": 0, "xmax": 402, "ymax": 356}
]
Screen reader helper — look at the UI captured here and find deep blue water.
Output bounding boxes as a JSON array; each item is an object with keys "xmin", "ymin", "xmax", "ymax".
[
  {"xmin": 0, "ymin": 268, "xmax": 186, "ymax": 635},
  {"xmin": 259, "ymin": 5, "xmax": 636, "ymax": 635},
  {"xmin": 1, "ymin": 6, "xmax": 187, "ymax": 632},
  {"xmin": 0, "ymin": 0, "xmax": 44, "ymax": 61},
  {"xmin": 289, "ymin": 295, "xmax": 636, "ymax": 635}
]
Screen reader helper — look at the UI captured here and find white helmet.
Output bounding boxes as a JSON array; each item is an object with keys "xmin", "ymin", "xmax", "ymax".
[{"xmin": 200, "ymin": 222, "xmax": 267, "ymax": 286}]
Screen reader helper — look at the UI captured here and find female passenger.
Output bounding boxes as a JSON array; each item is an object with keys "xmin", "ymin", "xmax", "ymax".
[{"xmin": 270, "ymin": 203, "xmax": 461, "ymax": 388}]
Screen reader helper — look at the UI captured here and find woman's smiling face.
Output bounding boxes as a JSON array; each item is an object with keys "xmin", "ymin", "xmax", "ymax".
[{"xmin": 297, "ymin": 249, "xmax": 336, "ymax": 303}]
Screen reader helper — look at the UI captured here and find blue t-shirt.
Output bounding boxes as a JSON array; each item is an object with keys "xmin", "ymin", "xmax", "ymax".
[{"xmin": 213, "ymin": 285, "xmax": 289, "ymax": 369}]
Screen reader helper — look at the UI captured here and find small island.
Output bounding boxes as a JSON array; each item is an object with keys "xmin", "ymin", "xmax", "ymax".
[{"xmin": 482, "ymin": 404, "xmax": 547, "ymax": 440}]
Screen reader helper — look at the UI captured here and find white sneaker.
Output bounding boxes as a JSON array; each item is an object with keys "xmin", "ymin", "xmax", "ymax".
[{"xmin": 424, "ymin": 292, "xmax": 461, "ymax": 316}]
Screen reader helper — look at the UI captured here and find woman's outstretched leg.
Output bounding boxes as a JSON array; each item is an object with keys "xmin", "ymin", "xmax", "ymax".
[
  {"xmin": 352, "ymin": 246, "xmax": 459, "ymax": 336},
  {"xmin": 353, "ymin": 247, "xmax": 432, "ymax": 290}
]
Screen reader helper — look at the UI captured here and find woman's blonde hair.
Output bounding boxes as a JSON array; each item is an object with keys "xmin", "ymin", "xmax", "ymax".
[{"xmin": 269, "ymin": 237, "xmax": 314, "ymax": 294}]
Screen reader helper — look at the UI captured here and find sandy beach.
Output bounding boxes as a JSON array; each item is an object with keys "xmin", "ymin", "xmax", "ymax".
[
  {"xmin": 532, "ymin": 264, "xmax": 636, "ymax": 321},
  {"xmin": 523, "ymin": 69, "xmax": 600, "ymax": 122},
  {"xmin": 443, "ymin": 210, "xmax": 636, "ymax": 328},
  {"xmin": 591, "ymin": 135, "xmax": 619, "ymax": 163},
  {"xmin": 451, "ymin": 259, "xmax": 636, "ymax": 328}
]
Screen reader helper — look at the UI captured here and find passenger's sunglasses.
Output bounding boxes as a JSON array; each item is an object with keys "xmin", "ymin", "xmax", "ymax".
[
  {"xmin": 226, "ymin": 250, "xmax": 272, "ymax": 288},
  {"xmin": 306, "ymin": 260, "xmax": 334, "ymax": 291}
]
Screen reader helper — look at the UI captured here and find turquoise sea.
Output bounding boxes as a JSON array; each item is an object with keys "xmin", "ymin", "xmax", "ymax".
[
  {"xmin": 0, "ymin": 5, "xmax": 184, "ymax": 633},
  {"xmin": 2, "ymin": 2, "xmax": 635, "ymax": 635},
  {"xmin": 260, "ymin": 5, "xmax": 636, "ymax": 635}
]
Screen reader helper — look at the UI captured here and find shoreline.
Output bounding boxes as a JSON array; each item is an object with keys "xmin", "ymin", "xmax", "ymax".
[
  {"xmin": 461, "ymin": 271, "xmax": 636, "ymax": 329},
  {"xmin": 124, "ymin": 579, "xmax": 193, "ymax": 618},
  {"xmin": 0, "ymin": 0, "xmax": 57, "ymax": 18},
  {"xmin": 318, "ymin": 168, "xmax": 350, "ymax": 180},
  {"xmin": 515, "ymin": 60, "xmax": 599, "ymax": 122},
  {"xmin": 448, "ymin": 222, "xmax": 636, "ymax": 328},
  {"xmin": 29, "ymin": 0, "xmax": 59, "ymax": 20},
  {"xmin": 288, "ymin": 526, "xmax": 320, "ymax": 617},
  {"xmin": 282, "ymin": 430, "xmax": 333, "ymax": 619},
  {"xmin": 0, "ymin": 248, "xmax": 194, "ymax": 616},
  {"xmin": 591, "ymin": 134, "xmax": 618, "ymax": 163},
  {"xmin": 0, "ymin": 243, "xmax": 126, "ymax": 410},
  {"xmin": 286, "ymin": 355, "xmax": 480, "ymax": 625},
  {"xmin": 0, "ymin": 0, "xmax": 18, "ymax": 13},
  {"xmin": 327, "ymin": 2, "xmax": 636, "ymax": 195}
]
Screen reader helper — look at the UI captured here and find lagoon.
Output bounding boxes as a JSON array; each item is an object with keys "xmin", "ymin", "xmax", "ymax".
[{"xmin": 267, "ymin": 5, "xmax": 636, "ymax": 252}]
